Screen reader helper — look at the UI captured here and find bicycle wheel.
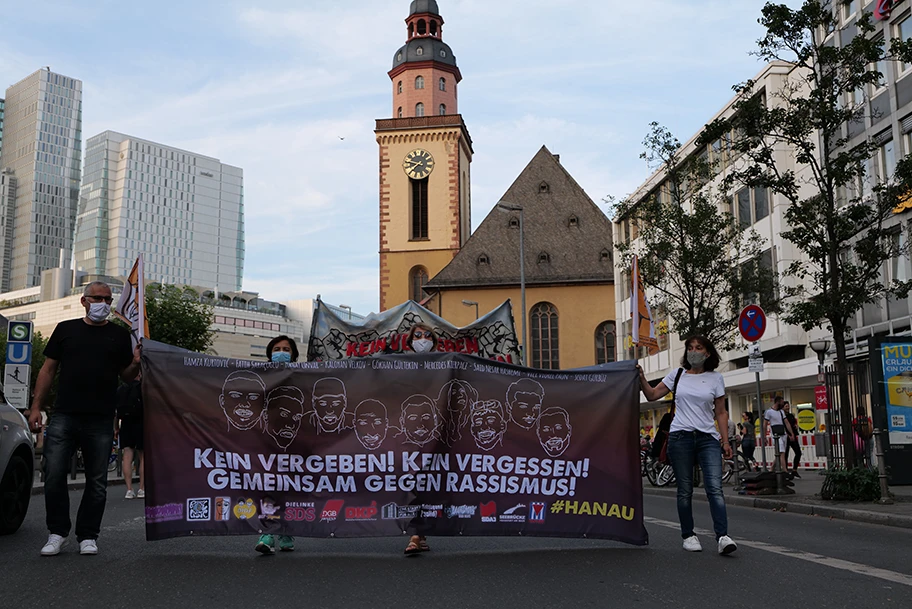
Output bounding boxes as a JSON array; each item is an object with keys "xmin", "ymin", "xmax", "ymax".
[
  {"xmin": 657, "ymin": 464, "xmax": 676, "ymax": 487},
  {"xmin": 721, "ymin": 459, "xmax": 734, "ymax": 483},
  {"xmin": 646, "ymin": 459, "xmax": 661, "ymax": 486}
]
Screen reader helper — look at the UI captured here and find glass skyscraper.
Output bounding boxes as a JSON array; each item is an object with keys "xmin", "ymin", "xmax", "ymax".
[
  {"xmin": 0, "ymin": 68, "xmax": 83, "ymax": 291},
  {"xmin": 74, "ymin": 131, "xmax": 244, "ymax": 292}
]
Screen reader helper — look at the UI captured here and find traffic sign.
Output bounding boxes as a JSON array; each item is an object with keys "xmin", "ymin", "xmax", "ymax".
[
  {"xmin": 797, "ymin": 408, "xmax": 816, "ymax": 431},
  {"xmin": 748, "ymin": 356, "xmax": 764, "ymax": 372},
  {"xmin": 4, "ymin": 364, "xmax": 30, "ymax": 410},
  {"xmin": 738, "ymin": 305, "xmax": 767, "ymax": 342},
  {"xmin": 5, "ymin": 342, "xmax": 31, "ymax": 364},
  {"xmin": 814, "ymin": 385, "xmax": 829, "ymax": 411},
  {"xmin": 7, "ymin": 320, "xmax": 32, "ymax": 343}
]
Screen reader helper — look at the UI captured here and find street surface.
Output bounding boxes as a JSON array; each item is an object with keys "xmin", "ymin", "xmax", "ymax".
[{"xmin": 2, "ymin": 489, "xmax": 911, "ymax": 608}]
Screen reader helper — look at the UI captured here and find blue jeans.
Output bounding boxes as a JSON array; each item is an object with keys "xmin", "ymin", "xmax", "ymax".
[
  {"xmin": 43, "ymin": 413, "xmax": 114, "ymax": 541},
  {"xmin": 666, "ymin": 430, "xmax": 728, "ymax": 540}
]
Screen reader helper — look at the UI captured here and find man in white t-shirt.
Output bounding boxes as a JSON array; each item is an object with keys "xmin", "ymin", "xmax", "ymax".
[{"xmin": 763, "ymin": 397, "xmax": 794, "ymax": 473}]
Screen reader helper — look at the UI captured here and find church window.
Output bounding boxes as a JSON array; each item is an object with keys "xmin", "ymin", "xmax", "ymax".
[
  {"xmin": 439, "ymin": 104, "xmax": 446, "ymax": 115},
  {"xmin": 531, "ymin": 302, "xmax": 559, "ymax": 369},
  {"xmin": 477, "ymin": 254, "xmax": 490, "ymax": 265},
  {"xmin": 595, "ymin": 321, "xmax": 617, "ymax": 364},
  {"xmin": 417, "ymin": 19, "xmax": 427, "ymax": 35},
  {"xmin": 398, "ymin": 80, "xmax": 403, "ymax": 94},
  {"xmin": 415, "ymin": 76, "xmax": 425, "ymax": 89},
  {"xmin": 398, "ymin": 52, "xmax": 403, "ymax": 61},
  {"xmin": 568, "ymin": 215, "xmax": 578, "ymax": 227},
  {"xmin": 538, "ymin": 252, "xmax": 551, "ymax": 264},
  {"xmin": 416, "ymin": 102, "xmax": 425, "ymax": 117},
  {"xmin": 439, "ymin": 77, "xmax": 446, "ymax": 91},
  {"xmin": 430, "ymin": 20, "xmax": 438, "ymax": 35},
  {"xmin": 539, "ymin": 181, "xmax": 550, "ymax": 193},
  {"xmin": 398, "ymin": 107, "xmax": 403, "ymax": 118},
  {"xmin": 440, "ymin": 49, "xmax": 447, "ymax": 58},
  {"xmin": 600, "ymin": 248, "xmax": 611, "ymax": 262},
  {"xmin": 416, "ymin": 46, "xmax": 424, "ymax": 56},
  {"xmin": 509, "ymin": 217, "xmax": 519, "ymax": 229},
  {"xmin": 410, "ymin": 266, "xmax": 429, "ymax": 302},
  {"xmin": 411, "ymin": 178, "xmax": 429, "ymax": 239}
]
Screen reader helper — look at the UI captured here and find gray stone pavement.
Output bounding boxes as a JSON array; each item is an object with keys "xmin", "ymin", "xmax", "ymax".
[{"xmin": 643, "ymin": 469, "xmax": 912, "ymax": 529}]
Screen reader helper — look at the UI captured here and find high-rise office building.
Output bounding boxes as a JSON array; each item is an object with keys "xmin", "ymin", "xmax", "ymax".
[
  {"xmin": 0, "ymin": 96, "xmax": 6, "ymax": 157},
  {"xmin": 0, "ymin": 68, "xmax": 83, "ymax": 292},
  {"xmin": 74, "ymin": 131, "xmax": 244, "ymax": 291}
]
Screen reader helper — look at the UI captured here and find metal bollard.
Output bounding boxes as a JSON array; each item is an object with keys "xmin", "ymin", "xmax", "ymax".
[{"xmin": 874, "ymin": 428, "xmax": 893, "ymax": 505}]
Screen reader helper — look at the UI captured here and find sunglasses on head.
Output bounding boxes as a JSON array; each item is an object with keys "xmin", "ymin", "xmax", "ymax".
[{"xmin": 415, "ymin": 331, "xmax": 434, "ymax": 339}]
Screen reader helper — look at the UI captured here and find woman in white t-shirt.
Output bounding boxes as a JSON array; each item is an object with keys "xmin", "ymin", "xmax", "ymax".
[{"xmin": 638, "ymin": 335, "xmax": 737, "ymax": 555}]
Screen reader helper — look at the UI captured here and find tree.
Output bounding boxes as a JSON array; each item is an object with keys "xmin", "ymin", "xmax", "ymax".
[
  {"xmin": 700, "ymin": 1, "xmax": 912, "ymax": 467},
  {"xmin": 613, "ymin": 122, "xmax": 779, "ymax": 351},
  {"xmin": 144, "ymin": 284, "xmax": 215, "ymax": 353}
]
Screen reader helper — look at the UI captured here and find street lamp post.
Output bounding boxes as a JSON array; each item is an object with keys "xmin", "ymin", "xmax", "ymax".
[
  {"xmin": 496, "ymin": 201, "xmax": 527, "ymax": 367},
  {"xmin": 339, "ymin": 304, "xmax": 352, "ymax": 320},
  {"xmin": 809, "ymin": 338, "xmax": 831, "ymax": 464},
  {"xmin": 462, "ymin": 299, "xmax": 479, "ymax": 320}
]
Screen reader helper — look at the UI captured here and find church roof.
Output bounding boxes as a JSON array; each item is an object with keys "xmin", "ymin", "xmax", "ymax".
[
  {"xmin": 427, "ymin": 146, "xmax": 615, "ymax": 289},
  {"xmin": 410, "ymin": 0, "xmax": 440, "ymax": 16},
  {"xmin": 391, "ymin": 38, "xmax": 457, "ymax": 71}
]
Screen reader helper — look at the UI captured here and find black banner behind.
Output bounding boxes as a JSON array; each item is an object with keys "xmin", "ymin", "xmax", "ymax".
[{"xmin": 142, "ymin": 341, "xmax": 646, "ymax": 545}]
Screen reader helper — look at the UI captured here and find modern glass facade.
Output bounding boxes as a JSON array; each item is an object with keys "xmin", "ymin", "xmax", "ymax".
[
  {"xmin": 0, "ymin": 69, "xmax": 83, "ymax": 291},
  {"xmin": 74, "ymin": 131, "xmax": 244, "ymax": 291}
]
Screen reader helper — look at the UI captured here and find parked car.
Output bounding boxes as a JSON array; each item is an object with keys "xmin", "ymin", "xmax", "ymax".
[{"xmin": 0, "ymin": 393, "xmax": 34, "ymax": 534}]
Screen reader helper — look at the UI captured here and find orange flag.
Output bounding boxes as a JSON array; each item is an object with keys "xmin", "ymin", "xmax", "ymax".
[{"xmin": 631, "ymin": 255, "xmax": 659, "ymax": 356}]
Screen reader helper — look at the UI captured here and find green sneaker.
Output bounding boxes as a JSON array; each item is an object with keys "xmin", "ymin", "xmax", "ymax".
[
  {"xmin": 278, "ymin": 536, "xmax": 295, "ymax": 552},
  {"xmin": 255, "ymin": 534, "xmax": 275, "ymax": 555}
]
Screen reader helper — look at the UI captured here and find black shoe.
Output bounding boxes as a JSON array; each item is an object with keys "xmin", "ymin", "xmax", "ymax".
[{"xmin": 791, "ymin": 470, "xmax": 801, "ymax": 478}]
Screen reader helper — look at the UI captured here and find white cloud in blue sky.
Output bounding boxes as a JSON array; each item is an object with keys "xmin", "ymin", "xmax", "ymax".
[{"xmin": 0, "ymin": 0, "xmax": 774, "ymax": 315}]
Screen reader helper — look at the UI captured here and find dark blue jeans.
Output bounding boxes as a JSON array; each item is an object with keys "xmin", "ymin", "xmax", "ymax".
[
  {"xmin": 666, "ymin": 430, "xmax": 728, "ymax": 540},
  {"xmin": 43, "ymin": 413, "xmax": 114, "ymax": 541}
]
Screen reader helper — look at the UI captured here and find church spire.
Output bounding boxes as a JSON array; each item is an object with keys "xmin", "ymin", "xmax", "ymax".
[{"xmin": 389, "ymin": 0, "xmax": 460, "ymax": 119}]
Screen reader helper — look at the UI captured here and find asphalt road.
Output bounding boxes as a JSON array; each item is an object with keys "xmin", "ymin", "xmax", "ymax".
[{"xmin": 2, "ymin": 489, "xmax": 911, "ymax": 609}]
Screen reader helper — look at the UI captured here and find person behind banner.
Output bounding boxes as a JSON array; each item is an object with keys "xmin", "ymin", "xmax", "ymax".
[
  {"xmin": 637, "ymin": 336, "xmax": 737, "ymax": 556},
  {"xmin": 255, "ymin": 335, "xmax": 300, "ymax": 556},
  {"xmin": 116, "ymin": 373, "xmax": 144, "ymax": 499},
  {"xmin": 28, "ymin": 281, "xmax": 141, "ymax": 557},
  {"xmin": 402, "ymin": 323, "xmax": 439, "ymax": 556},
  {"xmin": 783, "ymin": 401, "xmax": 801, "ymax": 477},
  {"xmin": 406, "ymin": 323, "xmax": 438, "ymax": 354}
]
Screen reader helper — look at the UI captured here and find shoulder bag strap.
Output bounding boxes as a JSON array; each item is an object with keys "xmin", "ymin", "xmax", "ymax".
[{"xmin": 670, "ymin": 367, "xmax": 685, "ymax": 415}]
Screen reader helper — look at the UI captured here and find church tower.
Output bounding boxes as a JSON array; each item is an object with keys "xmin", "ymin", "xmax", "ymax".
[{"xmin": 376, "ymin": 0, "xmax": 473, "ymax": 311}]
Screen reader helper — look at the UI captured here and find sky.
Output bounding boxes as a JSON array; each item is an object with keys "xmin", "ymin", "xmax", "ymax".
[{"xmin": 0, "ymin": 0, "xmax": 779, "ymax": 315}]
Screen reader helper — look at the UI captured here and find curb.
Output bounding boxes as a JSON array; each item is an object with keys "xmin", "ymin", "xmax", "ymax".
[
  {"xmin": 643, "ymin": 487, "xmax": 912, "ymax": 530},
  {"xmin": 31, "ymin": 477, "xmax": 130, "ymax": 496}
]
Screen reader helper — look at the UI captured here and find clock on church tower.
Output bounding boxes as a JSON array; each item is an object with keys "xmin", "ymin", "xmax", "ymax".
[{"xmin": 375, "ymin": 0, "xmax": 473, "ymax": 312}]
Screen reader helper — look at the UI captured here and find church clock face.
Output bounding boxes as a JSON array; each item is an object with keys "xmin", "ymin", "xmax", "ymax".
[{"xmin": 403, "ymin": 149, "xmax": 435, "ymax": 179}]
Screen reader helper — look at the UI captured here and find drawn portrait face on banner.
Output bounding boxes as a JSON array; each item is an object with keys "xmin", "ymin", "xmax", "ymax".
[
  {"xmin": 538, "ymin": 407, "xmax": 572, "ymax": 457},
  {"xmin": 506, "ymin": 378, "xmax": 545, "ymax": 430},
  {"xmin": 400, "ymin": 395, "xmax": 438, "ymax": 446},
  {"xmin": 353, "ymin": 399, "xmax": 390, "ymax": 450},
  {"xmin": 264, "ymin": 386, "xmax": 306, "ymax": 450},
  {"xmin": 219, "ymin": 371, "xmax": 267, "ymax": 431},
  {"xmin": 470, "ymin": 400, "xmax": 507, "ymax": 451},
  {"xmin": 438, "ymin": 379, "xmax": 477, "ymax": 444},
  {"xmin": 311, "ymin": 377, "xmax": 347, "ymax": 433}
]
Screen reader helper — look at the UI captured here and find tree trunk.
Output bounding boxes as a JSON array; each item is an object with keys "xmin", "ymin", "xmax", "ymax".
[{"xmin": 832, "ymin": 320, "xmax": 857, "ymax": 469}]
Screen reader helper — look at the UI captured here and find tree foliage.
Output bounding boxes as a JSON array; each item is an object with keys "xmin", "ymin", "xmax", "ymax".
[
  {"xmin": 699, "ymin": 1, "xmax": 912, "ymax": 466},
  {"xmin": 144, "ymin": 284, "xmax": 215, "ymax": 353},
  {"xmin": 613, "ymin": 122, "xmax": 779, "ymax": 350}
]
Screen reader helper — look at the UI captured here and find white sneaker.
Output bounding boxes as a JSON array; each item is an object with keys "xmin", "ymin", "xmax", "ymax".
[
  {"xmin": 40, "ymin": 534, "xmax": 67, "ymax": 556},
  {"xmin": 79, "ymin": 539, "xmax": 98, "ymax": 555},
  {"xmin": 136, "ymin": 489, "xmax": 145, "ymax": 499},
  {"xmin": 718, "ymin": 535, "xmax": 737, "ymax": 555},
  {"xmin": 683, "ymin": 535, "xmax": 702, "ymax": 552},
  {"xmin": 125, "ymin": 489, "xmax": 135, "ymax": 499}
]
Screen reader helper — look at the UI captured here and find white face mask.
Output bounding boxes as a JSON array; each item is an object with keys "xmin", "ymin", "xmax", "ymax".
[
  {"xmin": 87, "ymin": 302, "xmax": 111, "ymax": 323},
  {"xmin": 412, "ymin": 338, "xmax": 434, "ymax": 353}
]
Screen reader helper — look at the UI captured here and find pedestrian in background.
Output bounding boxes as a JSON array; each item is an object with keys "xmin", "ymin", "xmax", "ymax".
[
  {"xmin": 28, "ymin": 281, "xmax": 140, "ymax": 556},
  {"xmin": 637, "ymin": 335, "xmax": 737, "ymax": 555},
  {"xmin": 853, "ymin": 406, "xmax": 875, "ymax": 469},
  {"xmin": 740, "ymin": 412, "xmax": 756, "ymax": 468},
  {"xmin": 763, "ymin": 396, "xmax": 794, "ymax": 476},
  {"xmin": 255, "ymin": 335, "xmax": 299, "ymax": 556},
  {"xmin": 783, "ymin": 401, "xmax": 801, "ymax": 477},
  {"xmin": 116, "ymin": 373, "xmax": 145, "ymax": 498}
]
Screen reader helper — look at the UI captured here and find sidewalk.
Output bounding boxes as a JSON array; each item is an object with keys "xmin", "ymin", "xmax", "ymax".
[{"xmin": 643, "ymin": 470, "xmax": 912, "ymax": 529}]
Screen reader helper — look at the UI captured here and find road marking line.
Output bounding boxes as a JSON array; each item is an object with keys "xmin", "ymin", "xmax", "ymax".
[{"xmin": 645, "ymin": 517, "xmax": 912, "ymax": 587}]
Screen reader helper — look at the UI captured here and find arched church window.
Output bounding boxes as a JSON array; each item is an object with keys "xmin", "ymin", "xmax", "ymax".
[
  {"xmin": 416, "ymin": 103, "xmax": 425, "ymax": 117},
  {"xmin": 415, "ymin": 76, "xmax": 424, "ymax": 89},
  {"xmin": 439, "ymin": 77, "xmax": 446, "ymax": 91},
  {"xmin": 439, "ymin": 104, "xmax": 446, "ymax": 115}
]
